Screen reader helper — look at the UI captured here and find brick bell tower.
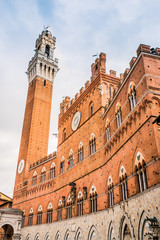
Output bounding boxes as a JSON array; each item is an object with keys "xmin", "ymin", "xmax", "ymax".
[{"xmin": 13, "ymin": 29, "xmax": 58, "ymax": 193}]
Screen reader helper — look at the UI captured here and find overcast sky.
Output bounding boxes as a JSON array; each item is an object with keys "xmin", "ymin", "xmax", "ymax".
[{"xmin": 0, "ymin": 0, "xmax": 160, "ymax": 198}]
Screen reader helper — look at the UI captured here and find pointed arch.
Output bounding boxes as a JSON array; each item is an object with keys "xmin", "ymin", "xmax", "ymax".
[
  {"xmin": 119, "ymin": 214, "xmax": 135, "ymax": 240},
  {"xmin": 47, "ymin": 202, "xmax": 53, "ymax": 211},
  {"xmin": 33, "ymin": 171, "xmax": 37, "ymax": 177},
  {"xmin": 38, "ymin": 205, "xmax": 43, "ymax": 213},
  {"xmin": 44, "ymin": 232, "xmax": 50, "ymax": 240},
  {"xmin": 88, "ymin": 225, "xmax": 99, "ymax": 240},
  {"xmin": 89, "ymin": 184, "xmax": 97, "ymax": 195},
  {"xmin": 75, "ymin": 227, "xmax": 84, "ymax": 240},
  {"xmin": 26, "ymin": 234, "xmax": 31, "ymax": 240},
  {"xmin": 64, "ymin": 229, "xmax": 71, "ymax": 240},
  {"xmin": 108, "ymin": 221, "xmax": 116, "ymax": 240},
  {"xmin": 55, "ymin": 231, "xmax": 61, "ymax": 240},
  {"xmin": 34, "ymin": 233, "xmax": 40, "ymax": 240}
]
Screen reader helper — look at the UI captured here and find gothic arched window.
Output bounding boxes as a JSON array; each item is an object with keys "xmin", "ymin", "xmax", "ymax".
[
  {"xmin": 89, "ymin": 101, "xmax": 94, "ymax": 116},
  {"xmin": 120, "ymin": 166, "xmax": 128, "ymax": 201},
  {"xmin": 89, "ymin": 133, "xmax": 96, "ymax": 155},
  {"xmin": 37, "ymin": 205, "xmax": 42, "ymax": 224},
  {"xmin": 50, "ymin": 162, "xmax": 55, "ymax": 179},
  {"xmin": 78, "ymin": 142, "xmax": 83, "ymax": 162},
  {"xmin": 90, "ymin": 185, "xmax": 97, "ymax": 213},
  {"xmin": 115, "ymin": 102, "xmax": 122, "ymax": 128},
  {"xmin": 135, "ymin": 151, "xmax": 148, "ymax": 192},
  {"xmin": 108, "ymin": 176, "xmax": 114, "ymax": 207},
  {"xmin": 105, "ymin": 118, "xmax": 111, "ymax": 142},
  {"xmin": 128, "ymin": 82, "xmax": 137, "ymax": 111},
  {"xmin": 32, "ymin": 171, "xmax": 37, "ymax": 186},
  {"xmin": 41, "ymin": 167, "xmax": 46, "ymax": 183}
]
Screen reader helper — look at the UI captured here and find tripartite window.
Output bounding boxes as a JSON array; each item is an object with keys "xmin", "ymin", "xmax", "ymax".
[
  {"xmin": 68, "ymin": 150, "xmax": 74, "ymax": 168},
  {"xmin": 58, "ymin": 208, "xmax": 62, "ymax": 221},
  {"xmin": 50, "ymin": 168, "xmax": 55, "ymax": 179},
  {"xmin": 32, "ymin": 171, "xmax": 37, "ymax": 186},
  {"xmin": 116, "ymin": 111, "xmax": 122, "ymax": 128},
  {"xmin": 90, "ymin": 193, "xmax": 97, "ymax": 213},
  {"xmin": 108, "ymin": 176, "xmax": 114, "ymax": 207},
  {"xmin": 128, "ymin": 82, "xmax": 137, "ymax": 111},
  {"xmin": 28, "ymin": 215, "xmax": 33, "ymax": 226},
  {"xmin": 106, "ymin": 127, "xmax": 111, "ymax": 142},
  {"xmin": 33, "ymin": 176, "xmax": 37, "ymax": 186},
  {"xmin": 47, "ymin": 211, "xmax": 52, "ymax": 223},
  {"xmin": 119, "ymin": 166, "xmax": 128, "ymax": 201},
  {"xmin": 121, "ymin": 179, "xmax": 128, "ymax": 201},
  {"xmin": 78, "ymin": 142, "xmax": 84, "ymax": 162},
  {"xmin": 60, "ymin": 161, "xmax": 64, "ymax": 173},
  {"xmin": 90, "ymin": 134, "xmax": 96, "ymax": 155},
  {"xmin": 137, "ymin": 166, "xmax": 148, "ymax": 192},
  {"xmin": 37, "ymin": 213, "xmax": 42, "ymax": 224},
  {"xmin": 68, "ymin": 156, "xmax": 73, "ymax": 168},
  {"xmin": 41, "ymin": 173, "xmax": 45, "ymax": 183},
  {"xmin": 78, "ymin": 200, "xmax": 83, "ymax": 216},
  {"xmin": 67, "ymin": 205, "xmax": 72, "ymax": 219},
  {"xmin": 135, "ymin": 152, "xmax": 148, "ymax": 193},
  {"xmin": 41, "ymin": 167, "xmax": 46, "ymax": 183}
]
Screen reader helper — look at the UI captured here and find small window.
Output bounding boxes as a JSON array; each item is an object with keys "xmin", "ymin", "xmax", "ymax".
[
  {"xmin": 89, "ymin": 102, "xmax": 94, "ymax": 116},
  {"xmin": 60, "ymin": 162, "xmax": 64, "ymax": 174},
  {"xmin": 37, "ymin": 213, "xmax": 42, "ymax": 225},
  {"xmin": 129, "ymin": 91, "xmax": 137, "ymax": 111},
  {"xmin": 109, "ymin": 190, "xmax": 114, "ymax": 207},
  {"xmin": 50, "ymin": 168, "xmax": 55, "ymax": 179},
  {"xmin": 106, "ymin": 127, "xmax": 111, "ymax": 142},
  {"xmin": 47, "ymin": 211, "xmax": 52, "ymax": 223},
  {"xmin": 90, "ymin": 194, "xmax": 97, "ymax": 213},
  {"xmin": 63, "ymin": 128, "xmax": 66, "ymax": 141},
  {"xmin": 136, "ymin": 165, "xmax": 148, "ymax": 192},
  {"xmin": 21, "ymin": 216, "xmax": 25, "ymax": 227},
  {"xmin": 45, "ymin": 44, "xmax": 50, "ymax": 57},
  {"xmin": 67, "ymin": 205, "xmax": 72, "ymax": 219},
  {"xmin": 33, "ymin": 176, "xmax": 37, "ymax": 186},
  {"xmin": 44, "ymin": 80, "xmax": 46, "ymax": 86},
  {"xmin": 116, "ymin": 111, "xmax": 122, "ymax": 128},
  {"xmin": 41, "ymin": 173, "xmax": 45, "ymax": 183},
  {"xmin": 68, "ymin": 156, "xmax": 73, "ymax": 168},
  {"xmin": 121, "ymin": 179, "xmax": 128, "ymax": 201},
  {"xmin": 90, "ymin": 139, "xmax": 96, "ymax": 155},
  {"xmin": 78, "ymin": 148, "xmax": 83, "ymax": 162},
  {"xmin": 78, "ymin": 201, "xmax": 83, "ymax": 216},
  {"xmin": 58, "ymin": 209, "xmax": 62, "ymax": 221},
  {"xmin": 28, "ymin": 215, "xmax": 33, "ymax": 226}
]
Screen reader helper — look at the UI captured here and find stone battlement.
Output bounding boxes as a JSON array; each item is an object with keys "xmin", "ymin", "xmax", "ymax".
[{"xmin": 59, "ymin": 52, "xmax": 122, "ymax": 116}]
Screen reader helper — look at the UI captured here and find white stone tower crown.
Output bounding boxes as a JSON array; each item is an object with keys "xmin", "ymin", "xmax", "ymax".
[{"xmin": 27, "ymin": 29, "xmax": 58, "ymax": 83}]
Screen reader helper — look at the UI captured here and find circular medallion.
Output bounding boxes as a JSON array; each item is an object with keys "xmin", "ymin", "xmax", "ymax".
[
  {"xmin": 72, "ymin": 111, "xmax": 81, "ymax": 131},
  {"xmin": 18, "ymin": 159, "xmax": 25, "ymax": 174}
]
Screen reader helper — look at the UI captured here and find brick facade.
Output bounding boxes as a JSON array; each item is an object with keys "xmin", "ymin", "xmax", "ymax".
[{"xmin": 13, "ymin": 31, "xmax": 160, "ymax": 239}]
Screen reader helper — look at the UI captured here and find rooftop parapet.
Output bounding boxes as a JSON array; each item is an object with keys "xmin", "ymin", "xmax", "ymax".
[
  {"xmin": 60, "ymin": 96, "xmax": 70, "ymax": 114},
  {"xmin": 91, "ymin": 52, "xmax": 106, "ymax": 82},
  {"xmin": 110, "ymin": 70, "xmax": 116, "ymax": 77}
]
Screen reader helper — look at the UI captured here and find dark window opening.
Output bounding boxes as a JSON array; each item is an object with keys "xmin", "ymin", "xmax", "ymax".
[
  {"xmin": 45, "ymin": 45, "xmax": 50, "ymax": 57},
  {"xmin": 44, "ymin": 80, "xmax": 46, "ymax": 86}
]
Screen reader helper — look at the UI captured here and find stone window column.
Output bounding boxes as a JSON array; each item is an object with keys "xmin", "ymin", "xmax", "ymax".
[
  {"xmin": 142, "ymin": 168, "xmax": 147, "ymax": 190},
  {"xmin": 138, "ymin": 171, "xmax": 143, "ymax": 192}
]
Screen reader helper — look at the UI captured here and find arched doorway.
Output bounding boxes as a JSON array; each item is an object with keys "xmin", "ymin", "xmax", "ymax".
[{"xmin": 0, "ymin": 224, "xmax": 14, "ymax": 239}]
